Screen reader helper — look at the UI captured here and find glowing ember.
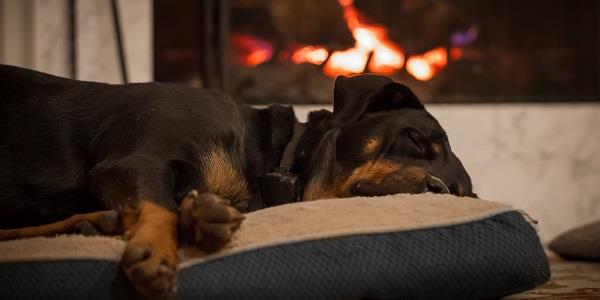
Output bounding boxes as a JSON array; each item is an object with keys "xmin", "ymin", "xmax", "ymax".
[
  {"xmin": 423, "ymin": 47, "xmax": 447, "ymax": 68},
  {"xmin": 323, "ymin": 0, "xmax": 405, "ymax": 77},
  {"xmin": 232, "ymin": 33, "xmax": 273, "ymax": 67},
  {"xmin": 369, "ymin": 42, "xmax": 405, "ymax": 74},
  {"xmin": 450, "ymin": 48, "xmax": 463, "ymax": 60},
  {"xmin": 324, "ymin": 48, "xmax": 368, "ymax": 76},
  {"xmin": 291, "ymin": 46, "xmax": 329, "ymax": 65},
  {"xmin": 406, "ymin": 47, "xmax": 448, "ymax": 81},
  {"xmin": 406, "ymin": 57, "xmax": 434, "ymax": 81},
  {"xmin": 353, "ymin": 28, "xmax": 380, "ymax": 50}
]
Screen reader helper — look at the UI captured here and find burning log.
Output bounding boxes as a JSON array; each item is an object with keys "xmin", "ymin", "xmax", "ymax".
[
  {"xmin": 232, "ymin": 63, "xmax": 335, "ymax": 104},
  {"xmin": 323, "ymin": 0, "xmax": 405, "ymax": 77},
  {"xmin": 354, "ymin": 0, "xmax": 469, "ymax": 53},
  {"xmin": 232, "ymin": 0, "xmax": 469, "ymax": 83}
]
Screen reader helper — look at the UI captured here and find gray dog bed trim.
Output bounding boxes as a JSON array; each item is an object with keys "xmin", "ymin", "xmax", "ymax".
[
  {"xmin": 0, "ymin": 194, "xmax": 550, "ymax": 300},
  {"xmin": 549, "ymin": 220, "xmax": 600, "ymax": 261}
]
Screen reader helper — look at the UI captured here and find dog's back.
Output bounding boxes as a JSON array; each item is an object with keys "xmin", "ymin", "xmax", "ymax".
[
  {"xmin": 0, "ymin": 65, "xmax": 249, "ymax": 228},
  {"xmin": 0, "ymin": 65, "xmax": 98, "ymax": 227}
]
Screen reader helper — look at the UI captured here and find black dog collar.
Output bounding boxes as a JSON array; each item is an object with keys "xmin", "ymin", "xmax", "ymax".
[{"xmin": 259, "ymin": 122, "xmax": 306, "ymax": 207}]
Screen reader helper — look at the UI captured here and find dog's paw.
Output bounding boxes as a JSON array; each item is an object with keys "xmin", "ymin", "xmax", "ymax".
[
  {"xmin": 74, "ymin": 221, "xmax": 101, "ymax": 236},
  {"xmin": 121, "ymin": 240, "xmax": 177, "ymax": 299},
  {"xmin": 74, "ymin": 210, "xmax": 120, "ymax": 236},
  {"xmin": 179, "ymin": 190, "xmax": 244, "ymax": 253},
  {"xmin": 120, "ymin": 205, "xmax": 178, "ymax": 300},
  {"xmin": 97, "ymin": 210, "xmax": 121, "ymax": 233}
]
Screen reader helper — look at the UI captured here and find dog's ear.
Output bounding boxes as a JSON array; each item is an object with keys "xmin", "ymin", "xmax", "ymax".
[{"xmin": 331, "ymin": 74, "xmax": 424, "ymax": 127}]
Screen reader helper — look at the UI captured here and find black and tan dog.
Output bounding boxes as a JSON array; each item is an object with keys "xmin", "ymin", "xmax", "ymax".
[{"xmin": 0, "ymin": 65, "xmax": 474, "ymax": 297}]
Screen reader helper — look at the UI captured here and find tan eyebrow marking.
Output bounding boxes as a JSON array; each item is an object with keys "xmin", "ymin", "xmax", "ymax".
[
  {"xmin": 363, "ymin": 138, "xmax": 381, "ymax": 154},
  {"xmin": 431, "ymin": 143, "xmax": 443, "ymax": 155}
]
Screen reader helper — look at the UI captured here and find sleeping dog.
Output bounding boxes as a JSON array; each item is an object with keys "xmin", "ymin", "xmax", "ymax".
[{"xmin": 0, "ymin": 65, "xmax": 474, "ymax": 298}]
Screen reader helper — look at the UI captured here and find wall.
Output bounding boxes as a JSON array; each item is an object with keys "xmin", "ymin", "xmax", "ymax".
[
  {"xmin": 0, "ymin": 0, "xmax": 151, "ymax": 83},
  {"xmin": 76, "ymin": 0, "xmax": 152, "ymax": 83}
]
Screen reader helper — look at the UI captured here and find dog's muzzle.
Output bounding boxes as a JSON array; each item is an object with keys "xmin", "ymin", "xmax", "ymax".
[{"xmin": 351, "ymin": 171, "xmax": 449, "ymax": 196}]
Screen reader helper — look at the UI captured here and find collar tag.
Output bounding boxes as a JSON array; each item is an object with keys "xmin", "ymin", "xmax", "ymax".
[{"xmin": 260, "ymin": 167, "xmax": 301, "ymax": 207}]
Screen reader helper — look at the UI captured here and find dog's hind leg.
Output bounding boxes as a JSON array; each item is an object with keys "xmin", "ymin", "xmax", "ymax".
[{"xmin": 0, "ymin": 210, "xmax": 120, "ymax": 240}]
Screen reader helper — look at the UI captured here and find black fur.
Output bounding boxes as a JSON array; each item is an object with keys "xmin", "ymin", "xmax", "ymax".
[
  {"xmin": 294, "ymin": 74, "xmax": 474, "ymax": 199},
  {"xmin": 0, "ymin": 65, "xmax": 474, "ymax": 230},
  {"xmin": 0, "ymin": 65, "xmax": 293, "ymax": 228}
]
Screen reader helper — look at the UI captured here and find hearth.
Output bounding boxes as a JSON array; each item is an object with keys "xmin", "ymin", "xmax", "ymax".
[{"xmin": 154, "ymin": 0, "xmax": 600, "ymax": 104}]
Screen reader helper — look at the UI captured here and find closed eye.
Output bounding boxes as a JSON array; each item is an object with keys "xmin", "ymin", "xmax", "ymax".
[
  {"xmin": 384, "ymin": 129, "xmax": 426, "ymax": 158},
  {"xmin": 406, "ymin": 129, "xmax": 425, "ymax": 157}
]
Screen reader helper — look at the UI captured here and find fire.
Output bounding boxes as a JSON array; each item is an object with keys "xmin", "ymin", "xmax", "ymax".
[
  {"xmin": 368, "ymin": 41, "xmax": 405, "ymax": 74},
  {"xmin": 232, "ymin": 33, "xmax": 273, "ymax": 67},
  {"xmin": 291, "ymin": 46, "xmax": 329, "ymax": 65},
  {"xmin": 406, "ymin": 57, "xmax": 434, "ymax": 81},
  {"xmin": 323, "ymin": 0, "xmax": 405, "ymax": 77},
  {"xmin": 233, "ymin": 0, "xmax": 461, "ymax": 82},
  {"xmin": 406, "ymin": 47, "xmax": 448, "ymax": 81},
  {"xmin": 325, "ymin": 48, "xmax": 368, "ymax": 76},
  {"xmin": 423, "ymin": 47, "xmax": 448, "ymax": 68}
]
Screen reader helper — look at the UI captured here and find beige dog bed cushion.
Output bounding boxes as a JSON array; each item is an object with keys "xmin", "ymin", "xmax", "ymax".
[{"xmin": 0, "ymin": 194, "xmax": 549, "ymax": 299}]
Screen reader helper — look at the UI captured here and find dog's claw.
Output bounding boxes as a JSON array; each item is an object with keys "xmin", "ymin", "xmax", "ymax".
[{"xmin": 187, "ymin": 189, "xmax": 199, "ymax": 198}]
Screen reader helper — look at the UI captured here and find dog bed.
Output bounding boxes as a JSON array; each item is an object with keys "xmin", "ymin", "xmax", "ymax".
[{"xmin": 0, "ymin": 194, "xmax": 549, "ymax": 300}]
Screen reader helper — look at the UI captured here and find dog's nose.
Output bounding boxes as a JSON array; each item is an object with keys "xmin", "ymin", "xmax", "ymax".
[{"xmin": 424, "ymin": 175, "xmax": 449, "ymax": 194}]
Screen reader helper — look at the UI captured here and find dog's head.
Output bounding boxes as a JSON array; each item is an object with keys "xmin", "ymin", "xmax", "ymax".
[{"xmin": 295, "ymin": 74, "xmax": 475, "ymax": 201}]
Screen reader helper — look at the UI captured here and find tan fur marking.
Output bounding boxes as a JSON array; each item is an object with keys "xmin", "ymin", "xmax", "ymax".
[
  {"xmin": 302, "ymin": 179, "xmax": 336, "ymax": 202},
  {"xmin": 302, "ymin": 160, "xmax": 403, "ymax": 201},
  {"xmin": 456, "ymin": 184, "xmax": 465, "ymax": 197},
  {"xmin": 335, "ymin": 160, "xmax": 403, "ymax": 196},
  {"xmin": 0, "ymin": 211, "xmax": 115, "ymax": 240},
  {"xmin": 124, "ymin": 201, "xmax": 178, "ymax": 255},
  {"xmin": 363, "ymin": 138, "xmax": 381, "ymax": 154},
  {"xmin": 122, "ymin": 201, "xmax": 179, "ymax": 298},
  {"xmin": 431, "ymin": 143, "xmax": 443, "ymax": 155},
  {"xmin": 201, "ymin": 143, "xmax": 250, "ymax": 209}
]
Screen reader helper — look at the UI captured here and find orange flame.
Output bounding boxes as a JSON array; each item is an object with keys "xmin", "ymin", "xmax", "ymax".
[
  {"xmin": 291, "ymin": 46, "xmax": 329, "ymax": 65},
  {"xmin": 368, "ymin": 41, "xmax": 405, "ymax": 74},
  {"xmin": 406, "ymin": 47, "xmax": 448, "ymax": 81},
  {"xmin": 325, "ymin": 48, "xmax": 369, "ymax": 76},
  {"xmin": 235, "ymin": 0, "xmax": 458, "ymax": 82},
  {"xmin": 406, "ymin": 57, "xmax": 434, "ymax": 81},
  {"xmin": 323, "ymin": 0, "xmax": 405, "ymax": 77},
  {"xmin": 423, "ymin": 47, "xmax": 448, "ymax": 68},
  {"xmin": 232, "ymin": 33, "xmax": 273, "ymax": 67}
]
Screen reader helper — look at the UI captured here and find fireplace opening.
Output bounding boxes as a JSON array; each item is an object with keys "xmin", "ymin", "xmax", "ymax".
[{"xmin": 154, "ymin": 0, "xmax": 600, "ymax": 104}]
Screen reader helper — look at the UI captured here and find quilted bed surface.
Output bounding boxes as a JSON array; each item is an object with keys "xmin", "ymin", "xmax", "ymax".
[{"xmin": 0, "ymin": 194, "xmax": 550, "ymax": 300}]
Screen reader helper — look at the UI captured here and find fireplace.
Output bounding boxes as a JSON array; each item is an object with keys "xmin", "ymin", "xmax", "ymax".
[{"xmin": 154, "ymin": 0, "xmax": 600, "ymax": 104}]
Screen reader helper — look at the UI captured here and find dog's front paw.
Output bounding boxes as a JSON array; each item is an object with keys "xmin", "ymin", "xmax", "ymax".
[
  {"xmin": 122, "ymin": 239, "xmax": 177, "ymax": 299},
  {"xmin": 179, "ymin": 190, "xmax": 244, "ymax": 253},
  {"xmin": 120, "ymin": 203, "xmax": 178, "ymax": 299}
]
